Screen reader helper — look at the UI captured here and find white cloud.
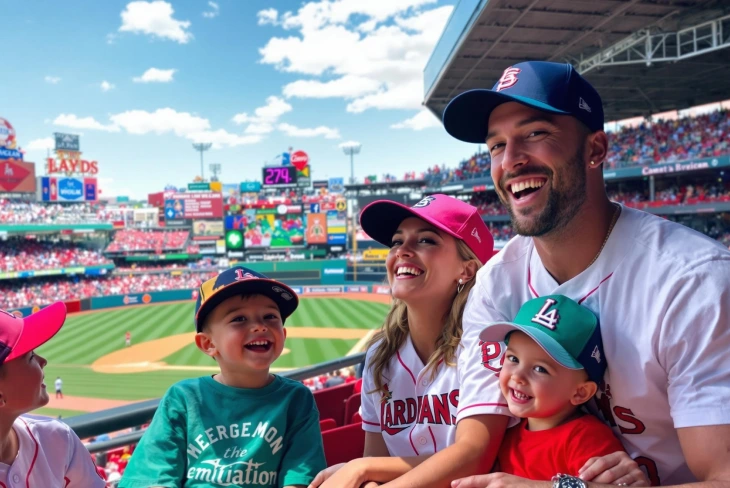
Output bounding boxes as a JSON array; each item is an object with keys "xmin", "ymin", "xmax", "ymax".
[
  {"xmin": 187, "ymin": 129, "xmax": 261, "ymax": 148},
  {"xmin": 232, "ymin": 96, "xmax": 292, "ymax": 135},
  {"xmin": 390, "ymin": 109, "xmax": 440, "ymax": 130},
  {"xmin": 119, "ymin": 1, "xmax": 192, "ymax": 44},
  {"xmin": 110, "ymin": 108, "xmax": 210, "ymax": 136},
  {"xmin": 202, "ymin": 1, "xmax": 219, "ymax": 18},
  {"xmin": 44, "ymin": 76, "xmax": 61, "ymax": 84},
  {"xmin": 257, "ymin": 2, "xmax": 453, "ymax": 116},
  {"xmin": 278, "ymin": 123, "xmax": 340, "ymax": 139},
  {"xmin": 101, "ymin": 81, "xmax": 116, "ymax": 92},
  {"xmin": 53, "ymin": 114, "xmax": 120, "ymax": 133},
  {"xmin": 283, "ymin": 75, "xmax": 382, "ymax": 99},
  {"xmin": 106, "ymin": 33, "xmax": 118, "ymax": 44},
  {"xmin": 257, "ymin": 8, "xmax": 278, "ymax": 26},
  {"xmin": 133, "ymin": 68, "xmax": 176, "ymax": 83},
  {"xmin": 25, "ymin": 137, "xmax": 55, "ymax": 151},
  {"xmin": 98, "ymin": 177, "xmax": 137, "ymax": 199}
]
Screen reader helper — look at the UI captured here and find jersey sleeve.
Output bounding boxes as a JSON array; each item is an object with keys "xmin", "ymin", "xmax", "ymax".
[
  {"xmin": 660, "ymin": 259, "xmax": 730, "ymax": 429},
  {"xmin": 566, "ymin": 416, "xmax": 626, "ymax": 476},
  {"xmin": 360, "ymin": 345, "xmax": 382, "ymax": 433},
  {"xmin": 456, "ymin": 278, "xmax": 513, "ymax": 423},
  {"xmin": 64, "ymin": 425, "xmax": 106, "ymax": 487},
  {"xmin": 279, "ymin": 389, "xmax": 327, "ymax": 487},
  {"xmin": 118, "ymin": 388, "xmax": 187, "ymax": 488}
]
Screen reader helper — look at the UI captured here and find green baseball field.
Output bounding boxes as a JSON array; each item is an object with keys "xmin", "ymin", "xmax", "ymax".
[{"xmin": 34, "ymin": 293, "xmax": 389, "ymax": 419}]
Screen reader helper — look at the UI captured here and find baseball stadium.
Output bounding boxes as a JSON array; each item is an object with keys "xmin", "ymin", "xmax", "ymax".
[{"xmin": 2, "ymin": 1, "xmax": 730, "ymax": 487}]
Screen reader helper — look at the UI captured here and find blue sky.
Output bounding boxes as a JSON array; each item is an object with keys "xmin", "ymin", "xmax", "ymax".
[{"xmin": 1, "ymin": 0, "xmax": 483, "ymax": 199}]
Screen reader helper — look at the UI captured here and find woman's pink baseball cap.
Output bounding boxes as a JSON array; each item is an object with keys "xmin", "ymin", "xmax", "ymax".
[
  {"xmin": 359, "ymin": 194, "xmax": 494, "ymax": 264},
  {"xmin": 0, "ymin": 302, "xmax": 67, "ymax": 365}
]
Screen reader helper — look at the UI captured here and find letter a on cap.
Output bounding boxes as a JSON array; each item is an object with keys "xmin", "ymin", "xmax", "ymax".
[{"xmin": 531, "ymin": 298, "xmax": 560, "ymax": 330}]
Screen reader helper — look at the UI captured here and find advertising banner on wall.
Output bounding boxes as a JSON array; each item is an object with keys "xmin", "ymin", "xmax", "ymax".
[
  {"xmin": 54, "ymin": 133, "xmax": 80, "ymax": 152},
  {"xmin": 241, "ymin": 206, "xmax": 304, "ymax": 248},
  {"xmin": 326, "ymin": 209, "xmax": 347, "ymax": 245},
  {"xmin": 328, "ymin": 177, "xmax": 344, "ymax": 193},
  {"xmin": 38, "ymin": 176, "xmax": 97, "ymax": 201},
  {"xmin": 221, "ymin": 183, "xmax": 240, "ymax": 205},
  {"xmin": 163, "ymin": 192, "xmax": 223, "ymax": 219},
  {"xmin": 193, "ymin": 220, "xmax": 224, "ymax": 239},
  {"xmin": 305, "ymin": 213, "xmax": 328, "ymax": 244},
  {"xmin": 0, "ymin": 160, "xmax": 35, "ymax": 193},
  {"xmin": 240, "ymin": 181, "xmax": 262, "ymax": 193}
]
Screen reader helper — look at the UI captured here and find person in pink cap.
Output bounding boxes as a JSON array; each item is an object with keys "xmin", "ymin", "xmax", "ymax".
[
  {"xmin": 308, "ymin": 194, "xmax": 510, "ymax": 488},
  {"xmin": 0, "ymin": 304, "xmax": 105, "ymax": 487}
]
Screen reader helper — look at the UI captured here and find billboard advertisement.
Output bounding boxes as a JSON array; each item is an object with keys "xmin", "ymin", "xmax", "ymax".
[
  {"xmin": 0, "ymin": 160, "xmax": 35, "ymax": 193},
  {"xmin": 38, "ymin": 176, "xmax": 97, "ymax": 201},
  {"xmin": 193, "ymin": 220, "xmax": 224, "ymax": 238},
  {"xmin": 240, "ymin": 181, "xmax": 262, "ymax": 193},
  {"xmin": 305, "ymin": 213, "xmax": 328, "ymax": 244},
  {"xmin": 328, "ymin": 177, "xmax": 344, "ymax": 193},
  {"xmin": 221, "ymin": 183, "xmax": 240, "ymax": 205},
  {"xmin": 241, "ymin": 205, "xmax": 304, "ymax": 248},
  {"xmin": 326, "ymin": 209, "xmax": 347, "ymax": 245},
  {"xmin": 54, "ymin": 133, "xmax": 80, "ymax": 152},
  {"xmin": 163, "ymin": 192, "xmax": 223, "ymax": 219}
]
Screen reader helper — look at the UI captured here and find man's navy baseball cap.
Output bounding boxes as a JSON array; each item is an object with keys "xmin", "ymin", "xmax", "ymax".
[
  {"xmin": 443, "ymin": 61, "xmax": 604, "ymax": 144},
  {"xmin": 194, "ymin": 266, "xmax": 298, "ymax": 332}
]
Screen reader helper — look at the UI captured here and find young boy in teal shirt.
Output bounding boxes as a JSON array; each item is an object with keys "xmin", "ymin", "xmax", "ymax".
[{"xmin": 120, "ymin": 266, "xmax": 326, "ymax": 488}]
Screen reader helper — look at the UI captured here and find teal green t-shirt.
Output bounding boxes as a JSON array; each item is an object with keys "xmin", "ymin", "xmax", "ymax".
[{"xmin": 119, "ymin": 375, "xmax": 326, "ymax": 488}]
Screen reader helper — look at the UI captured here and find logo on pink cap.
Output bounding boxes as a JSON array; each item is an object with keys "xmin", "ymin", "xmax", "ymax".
[{"xmin": 413, "ymin": 196, "xmax": 435, "ymax": 208}]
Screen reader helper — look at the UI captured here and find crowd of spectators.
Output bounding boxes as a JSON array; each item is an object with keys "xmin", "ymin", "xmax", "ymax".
[
  {"xmin": 0, "ymin": 272, "xmax": 216, "ymax": 310},
  {"xmin": 0, "ymin": 200, "xmax": 114, "ymax": 224},
  {"xmin": 105, "ymin": 230, "xmax": 189, "ymax": 253},
  {"xmin": 606, "ymin": 109, "xmax": 730, "ymax": 169},
  {"xmin": 608, "ymin": 181, "xmax": 730, "ymax": 207},
  {"xmin": 470, "ymin": 192, "xmax": 507, "ymax": 216},
  {"xmin": 425, "ymin": 151, "xmax": 491, "ymax": 187},
  {"xmin": 0, "ymin": 240, "xmax": 111, "ymax": 272}
]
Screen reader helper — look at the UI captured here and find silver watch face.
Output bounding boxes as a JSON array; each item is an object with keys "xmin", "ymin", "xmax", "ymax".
[{"xmin": 559, "ymin": 475, "xmax": 586, "ymax": 488}]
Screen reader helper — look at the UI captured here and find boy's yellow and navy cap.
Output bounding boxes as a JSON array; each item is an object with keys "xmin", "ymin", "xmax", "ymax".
[
  {"xmin": 479, "ymin": 295, "xmax": 606, "ymax": 383},
  {"xmin": 0, "ymin": 302, "xmax": 67, "ymax": 365},
  {"xmin": 194, "ymin": 266, "xmax": 298, "ymax": 332}
]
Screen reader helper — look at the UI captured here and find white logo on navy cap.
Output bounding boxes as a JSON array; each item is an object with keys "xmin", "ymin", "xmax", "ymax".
[
  {"xmin": 591, "ymin": 345, "xmax": 602, "ymax": 363},
  {"xmin": 496, "ymin": 67, "xmax": 521, "ymax": 92},
  {"xmin": 272, "ymin": 286, "xmax": 284, "ymax": 293},
  {"xmin": 579, "ymin": 97, "xmax": 592, "ymax": 113},
  {"xmin": 413, "ymin": 196, "xmax": 435, "ymax": 208}
]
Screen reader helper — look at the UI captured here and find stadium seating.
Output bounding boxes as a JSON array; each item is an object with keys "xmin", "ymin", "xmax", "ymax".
[
  {"xmin": 313, "ymin": 382, "xmax": 356, "ymax": 427},
  {"xmin": 343, "ymin": 393, "xmax": 362, "ymax": 426},
  {"xmin": 0, "ymin": 200, "xmax": 115, "ymax": 224},
  {"xmin": 0, "ymin": 240, "xmax": 111, "ymax": 272},
  {"xmin": 321, "ymin": 422, "xmax": 366, "ymax": 467},
  {"xmin": 105, "ymin": 230, "xmax": 190, "ymax": 253},
  {"xmin": 319, "ymin": 418, "xmax": 338, "ymax": 432}
]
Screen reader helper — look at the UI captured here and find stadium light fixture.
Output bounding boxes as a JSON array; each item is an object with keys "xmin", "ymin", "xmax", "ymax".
[
  {"xmin": 341, "ymin": 142, "xmax": 362, "ymax": 185},
  {"xmin": 192, "ymin": 143, "xmax": 212, "ymax": 180},
  {"xmin": 209, "ymin": 163, "xmax": 222, "ymax": 182}
]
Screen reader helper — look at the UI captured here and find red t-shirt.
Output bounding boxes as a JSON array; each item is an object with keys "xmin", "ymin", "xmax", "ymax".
[{"xmin": 496, "ymin": 415, "xmax": 625, "ymax": 479}]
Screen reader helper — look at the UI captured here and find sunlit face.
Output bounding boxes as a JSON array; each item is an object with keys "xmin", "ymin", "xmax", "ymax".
[
  {"xmin": 385, "ymin": 217, "xmax": 464, "ymax": 304},
  {"xmin": 499, "ymin": 332, "xmax": 590, "ymax": 422},
  {"xmin": 487, "ymin": 103, "xmax": 589, "ymax": 236},
  {"xmin": 0, "ymin": 351, "xmax": 49, "ymax": 414},
  {"xmin": 198, "ymin": 294, "xmax": 287, "ymax": 374}
]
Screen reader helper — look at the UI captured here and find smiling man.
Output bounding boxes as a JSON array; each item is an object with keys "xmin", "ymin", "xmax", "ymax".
[{"xmin": 442, "ymin": 61, "xmax": 730, "ymax": 488}]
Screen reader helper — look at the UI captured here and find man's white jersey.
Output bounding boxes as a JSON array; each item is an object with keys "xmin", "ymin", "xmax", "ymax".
[
  {"xmin": 462, "ymin": 205, "xmax": 730, "ymax": 485},
  {"xmin": 360, "ymin": 334, "xmax": 510, "ymax": 456},
  {"xmin": 0, "ymin": 415, "xmax": 106, "ymax": 487}
]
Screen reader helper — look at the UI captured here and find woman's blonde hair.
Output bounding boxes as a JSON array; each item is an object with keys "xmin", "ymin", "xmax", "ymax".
[{"xmin": 367, "ymin": 239, "xmax": 482, "ymax": 394}]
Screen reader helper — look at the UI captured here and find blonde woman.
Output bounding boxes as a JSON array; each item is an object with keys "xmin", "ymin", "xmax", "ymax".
[{"xmin": 309, "ymin": 194, "xmax": 510, "ymax": 488}]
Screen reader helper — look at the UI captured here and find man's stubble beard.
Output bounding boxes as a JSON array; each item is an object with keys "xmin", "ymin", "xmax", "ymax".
[{"xmin": 499, "ymin": 147, "xmax": 587, "ymax": 237}]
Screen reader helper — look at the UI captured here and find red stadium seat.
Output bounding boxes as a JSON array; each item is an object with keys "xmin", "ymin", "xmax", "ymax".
[
  {"xmin": 322, "ymin": 422, "xmax": 366, "ymax": 467},
  {"xmin": 319, "ymin": 418, "xmax": 337, "ymax": 432},
  {"xmin": 313, "ymin": 382, "xmax": 355, "ymax": 426},
  {"xmin": 343, "ymin": 393, "xmax": 362, "ymax": 426}
]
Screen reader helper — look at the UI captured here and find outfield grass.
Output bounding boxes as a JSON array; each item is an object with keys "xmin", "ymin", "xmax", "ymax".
[
  {"xmin": 32, "ymin": 407, "xmax": 88, "ymax": 419},
  {"xmin": 37, "ymin": 298, "xmax": 388, "ymax": 401}
]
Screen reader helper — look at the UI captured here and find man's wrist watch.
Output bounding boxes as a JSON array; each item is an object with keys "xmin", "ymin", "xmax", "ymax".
[{"xmin": 552, "ymin": 473, "xmax": 587, "ymax": 488}]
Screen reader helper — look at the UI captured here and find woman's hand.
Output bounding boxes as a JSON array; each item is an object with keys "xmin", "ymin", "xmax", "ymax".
[
  {"xmin": 307, "ymin": 463, "xmax": 346, "ymax": 488},
  {"xmin": 309, "ymin": 460, "xmax": 369, "ymax": 488},
  {"xmin": 578, "ymin": 452, "xmax": 650, "ymax": 486},
  {"xmin": 452, "ymin": 472, "xmax": 550, "ymax": 488}
]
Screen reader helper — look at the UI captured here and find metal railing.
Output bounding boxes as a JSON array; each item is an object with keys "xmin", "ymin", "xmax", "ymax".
[{"xmin": 67, "ymin": 352, "xmax": 367, "ymax": 454}]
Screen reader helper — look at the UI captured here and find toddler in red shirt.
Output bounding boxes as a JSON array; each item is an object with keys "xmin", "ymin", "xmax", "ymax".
[{"xmin": 478, "ymin": 295, "xmax": 624, "ymax": 480}]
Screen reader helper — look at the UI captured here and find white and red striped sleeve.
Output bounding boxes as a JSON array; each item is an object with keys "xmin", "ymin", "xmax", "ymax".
[
  {"xmin": 360, "ymin": 345, "xmax": 381, "ymax": 433},
  {"xmin": 456, "ymin": 280, "xmax": 513, "ymax": 423},
  {"xmin": 64, "ymin": 427, "xmax": 107, "ymax": 487}
]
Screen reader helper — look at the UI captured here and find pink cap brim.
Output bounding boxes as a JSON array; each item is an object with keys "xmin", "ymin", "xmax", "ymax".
[
  {"xmin": 360, "ymin": 200, "xmax": 463, "ymax": 247},
  {"xmin": 6, "ymin": 302, "xmax": 67, "ymax": 363}
]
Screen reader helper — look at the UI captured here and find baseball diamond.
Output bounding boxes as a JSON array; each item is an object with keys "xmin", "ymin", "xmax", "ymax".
[{"xmin": 33, "ymin": 294, "xmax": 389, "ymax": 417}]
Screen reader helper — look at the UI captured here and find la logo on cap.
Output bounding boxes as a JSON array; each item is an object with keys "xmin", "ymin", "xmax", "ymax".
[
  {"xmin": 496, "ymin": 67, "xmax": 521, "ymax": 91},
  {"xmin": 531, "ymin": 298, "xmax": 560, "ymax": 330}
]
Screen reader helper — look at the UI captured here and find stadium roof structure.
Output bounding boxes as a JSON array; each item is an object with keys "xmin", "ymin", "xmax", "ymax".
[
  {"xmin": 344, "ymin": 179, "xmax": 427, "ymax": 194},
  {"xmin": 424, "ymin": 0, "xmax": 730, "ymax": 124}
]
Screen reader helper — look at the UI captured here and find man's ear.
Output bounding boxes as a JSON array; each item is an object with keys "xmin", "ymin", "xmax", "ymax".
[
  {"xmin": 570, "ymin": 380, "xmax": 598, "ymax": 406},
  {"xmin": 195, "ymin": 332, "xmax": 218, "ymax": 359}
]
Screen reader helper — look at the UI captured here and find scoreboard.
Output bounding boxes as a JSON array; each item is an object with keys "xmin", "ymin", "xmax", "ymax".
[{"xmin": 262, "ymin": 166, "xmax": 298, "ymax": 188}]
